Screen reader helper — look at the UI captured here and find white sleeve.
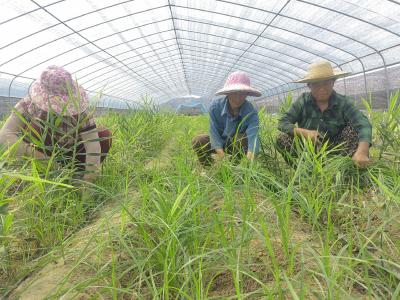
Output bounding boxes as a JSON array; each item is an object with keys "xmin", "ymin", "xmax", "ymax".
[
  {"xmin": 79, "ymin": 128, "xmax": 101, "ymax": 174},
  {"xmin": 0, "ymin": 112, "xmax": 28, "ymax": 155}
]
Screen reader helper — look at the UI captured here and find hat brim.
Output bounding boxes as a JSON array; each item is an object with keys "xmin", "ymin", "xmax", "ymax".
[
  {"xmin": 215, "ymin": 84, "xmax": 262, "ymax": 97},
  {"xmin": 294, "ymin": 71, "xmax": 351, "ymax": 83}
]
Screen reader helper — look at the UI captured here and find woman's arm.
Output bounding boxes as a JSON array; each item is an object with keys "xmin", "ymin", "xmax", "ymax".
[
  {"xmin": 0, "ymin": 112, "xmax": 44, "ymax": 158},
  {"xmin": 209, "ymin": 107, "xmax": 224, "ymax": 155},
  {"xmin": 245, "ymin": 112, "xmax": 260, "ymax": 160},
  {"xmin": 79, "ymin": 129, "xmax": 101, "ymax": 182}
]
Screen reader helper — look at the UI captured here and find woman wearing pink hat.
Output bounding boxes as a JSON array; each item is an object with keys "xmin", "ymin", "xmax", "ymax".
[
  {"xmin": 0, "ymin": 65, "xmax": 112, "ymax": 182},
  {"xmin": 192, "ymin": 71, "xmax": 261, "ymax": 166}
]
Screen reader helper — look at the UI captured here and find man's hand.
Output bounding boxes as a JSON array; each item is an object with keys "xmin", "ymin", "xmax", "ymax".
[
  {"xmin": 352, "ymin": 141, "xmax": 370, "ymax": 168},
  {"xmin": 294, "ymin": 128, "xmax": 321, "ymax": 144}
]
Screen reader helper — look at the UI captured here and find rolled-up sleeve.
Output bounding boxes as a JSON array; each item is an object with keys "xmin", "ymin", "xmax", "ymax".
[
  {"xmin": 278, "ymin": 99, "xmax": 302, "ymax": 135},
  {"xmin": 79, "ymin": 128, "xmax": 101, "ymax": 173},
  {"xmin": 245, "ymin": 112, "xmax": 260, "ymax": 153},
  {"xmin": 209, "ymin": 107, "xmax": 224, "ymax": 150},
  {"xmin": 343, "ymin": 100, "xmax": 372, "ymax": 144}
]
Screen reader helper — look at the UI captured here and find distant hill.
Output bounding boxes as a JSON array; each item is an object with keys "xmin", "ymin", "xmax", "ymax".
[
  {"xmin": 160, "ymin": 96, "xmax": 212, "ymax": 111},
  {"xmin": 176, "ymin": 102, "xmax": 207, "ymax": 115}
]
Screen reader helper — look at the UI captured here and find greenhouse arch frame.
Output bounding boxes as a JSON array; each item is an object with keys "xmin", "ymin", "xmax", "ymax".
[{"xmin": 1, "ymin": 0, "xmax": 400, "ymax": 110}]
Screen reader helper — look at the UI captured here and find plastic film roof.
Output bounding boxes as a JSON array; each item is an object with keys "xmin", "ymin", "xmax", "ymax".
[{"xmin": 1, "ymin": 0, "xmax": 400, "ymax": 106}]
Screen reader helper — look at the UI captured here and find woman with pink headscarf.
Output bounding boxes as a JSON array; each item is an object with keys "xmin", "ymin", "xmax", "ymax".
[
  {"xmin": 0, "ymin": 65, "xmax": 112, "ymax": 182},
  {"xmin": 192, "ymin": 71, "xmax": 261, "ymax": 166}
]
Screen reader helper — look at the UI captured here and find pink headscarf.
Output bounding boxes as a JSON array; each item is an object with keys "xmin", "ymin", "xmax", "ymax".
[{"xmin": 29, "ymin": 65, "xmax": 89, "ymax": 116}]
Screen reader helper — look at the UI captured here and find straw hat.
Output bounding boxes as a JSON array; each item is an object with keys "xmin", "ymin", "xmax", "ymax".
[
  {"xmin": 29, "ymin": 65, "xmax": 89, "ymax": 116},
  {"xmin": 295, "ymin": 60, "xmax": 351, "ymax": 83},
  {"xmin": 215, "ymin": 71, "xmax": 261, "ymax": 97}
]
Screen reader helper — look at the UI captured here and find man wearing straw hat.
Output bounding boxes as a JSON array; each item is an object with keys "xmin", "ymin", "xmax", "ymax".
[
  {"xmin": 277, "ymin": 60, "xmax": 372, "ymax": 168},
  {"xmin": 192, "ymin": 71, "xmax": 261, "ymax": 166}
]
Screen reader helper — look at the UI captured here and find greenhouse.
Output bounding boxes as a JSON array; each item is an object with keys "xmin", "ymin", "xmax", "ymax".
[{"xmin": 0, "ymin": 1, "xmax": 399, "ymax": 299}]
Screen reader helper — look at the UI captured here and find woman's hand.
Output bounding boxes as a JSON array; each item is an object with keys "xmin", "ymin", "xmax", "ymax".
[
  {"xmin": 246, "ymin": 151, "xmax": 255, "ymax": 161},
  {"xmin": 213, "ymin": 148, "xmax": 225, "ymax": 160},
  {"xmin": 32, "ymin": 148, "xmax": 46, "ymax": 159},
  {"xmin": 82, "ymin": 172, "xmax": 98, "ymax": 183},
  {"xmin": 27, "ymin": 144, "xmax": 46, "ymax": 159}
]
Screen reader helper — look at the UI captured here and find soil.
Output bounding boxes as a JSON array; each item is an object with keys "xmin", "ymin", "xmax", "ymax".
[
  {"xmin": 6, "ymin": 140, "xmax": 176, "ymax": 299},
  {"xmin": 8, "ymin": 196, "xmax": 128, "ymax": 299}
]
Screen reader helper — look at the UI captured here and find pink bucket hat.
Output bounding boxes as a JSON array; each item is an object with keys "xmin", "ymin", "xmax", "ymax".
[
  {"xmin": 215, "ymin": 71, "xmax": 261, "ymax": 97},
  {"xmin": 29, "ymin": 65, "xmax": 89, "ymax": 116}
]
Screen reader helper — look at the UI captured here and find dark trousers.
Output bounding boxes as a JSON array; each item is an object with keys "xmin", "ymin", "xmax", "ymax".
[
  {"xmin": 276, "ymin": 125, "xmax": 359, "ymax": 166},
  {"xmin": 192, "ymin": 133, "xmax": 248, "ymax": 166}
]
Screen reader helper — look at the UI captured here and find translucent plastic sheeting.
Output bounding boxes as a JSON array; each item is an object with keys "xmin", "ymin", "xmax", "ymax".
[{"xmin": 0, "ymin": 0, "xmax": 400, "ymax": 106}]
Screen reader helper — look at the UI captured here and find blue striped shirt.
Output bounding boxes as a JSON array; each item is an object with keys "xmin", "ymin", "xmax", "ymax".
[{"xmin": 209, "ymin": 97, "xmax": 260, "ymax": 153}]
